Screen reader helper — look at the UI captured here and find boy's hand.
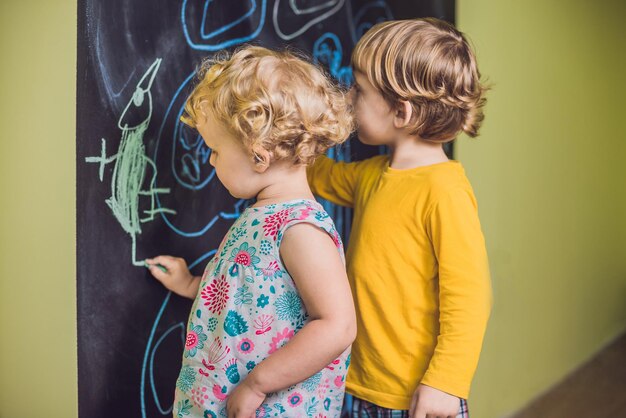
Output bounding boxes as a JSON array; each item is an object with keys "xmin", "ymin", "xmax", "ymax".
[
  {"xmin": 226, "ymin": 378, "xmax": 266, "ymax": 418},
  {"xmin": 145, "ymin": 256, "xmax": 200, "ymax": 299},
  {"xmin": 409, "ymin": 384, "xmax": 459, "ymax": 418}
]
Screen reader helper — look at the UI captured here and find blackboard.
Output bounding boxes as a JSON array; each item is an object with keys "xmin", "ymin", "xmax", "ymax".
[{"xmin": 76, "ymin": 1, "xmax": 454, "ymax": 417}]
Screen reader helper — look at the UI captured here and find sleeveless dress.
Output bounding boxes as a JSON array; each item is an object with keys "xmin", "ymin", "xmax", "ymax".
[{"xmin": 174, "ymin": 199, "xmax": 351, "ymax": 418}]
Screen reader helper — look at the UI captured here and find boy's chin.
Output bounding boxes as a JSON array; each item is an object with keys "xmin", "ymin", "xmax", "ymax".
[
  {"xmin": 356, "ymin": 133, "xmax": 373, "ymax": 145},
  {"xmin": 357, "ymin": 133, "xmax": 386, "ymax": 147}
]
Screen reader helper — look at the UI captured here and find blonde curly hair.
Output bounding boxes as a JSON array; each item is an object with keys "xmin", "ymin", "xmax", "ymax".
[
  {"xmin": 181, "ymin": 46, "xmax": 353, "ymax": 165},
  {"xmin": 352, "ymin": 18, "xmax": 487, "ymax": 142}
]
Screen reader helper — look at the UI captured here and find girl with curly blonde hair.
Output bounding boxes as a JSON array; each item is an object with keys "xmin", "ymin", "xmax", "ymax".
[{"xmin": 146, "ymin": 45, "xmax": 356, "ymax": 418}]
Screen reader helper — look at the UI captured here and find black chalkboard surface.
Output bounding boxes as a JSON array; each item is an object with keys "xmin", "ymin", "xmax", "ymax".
[{"xmin": 76, "ymin": 1, "xmax": 454, "ymax": 417}]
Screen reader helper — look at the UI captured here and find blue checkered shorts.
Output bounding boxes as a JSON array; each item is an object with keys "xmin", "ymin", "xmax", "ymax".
[{"xmin": 341, "ymin": 393, "xmax": 469, "ymax": 418}]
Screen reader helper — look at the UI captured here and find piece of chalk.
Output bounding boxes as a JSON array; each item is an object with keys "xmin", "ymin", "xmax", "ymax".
[{"xmin": 144, "ymin": 261, "xmax": 167, "ymax": 273}]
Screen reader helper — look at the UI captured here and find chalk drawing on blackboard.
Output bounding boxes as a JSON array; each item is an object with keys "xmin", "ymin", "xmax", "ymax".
[
  {"xmin": 164, "ymin": 73, "xmax": 215, "ymax": 192},
  {"xmin": 85, "ymin": 58, "xmax": 176, "ymax": 266},
  {"xmin": 346, "ymin": 0, "xmax": 393, "ymax": 44},
  {"xmin": 273, "ymin": 0, "xmax": 345, "ymax": 40},
  {"xmin": 153, "ymin": 72, "xmax": 249, "ymax": 238},
  {"xmin": 176, "ymin": 125, "xmax": 212, "ymax": 189},
  {"xmin": 181, "ymin": 0, "xmax": 268, "ymax": 51},
  {"xmin": 94, "ymin": 26, "xmax": 137, "ymax": 104},
  {"xmin": 313, "ymin": 32, "xmax": 353, "ymax": 86}
]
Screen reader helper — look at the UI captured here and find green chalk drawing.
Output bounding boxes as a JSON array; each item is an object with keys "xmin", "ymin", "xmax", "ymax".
[{"xmin": 85, "ymin": 58, "xmax": 176, "ymax": 266}]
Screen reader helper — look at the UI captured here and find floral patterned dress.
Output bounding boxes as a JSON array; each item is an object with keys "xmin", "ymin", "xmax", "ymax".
[{"xmin": 174, "ymin": 199, "xmax": 351, "ymax": 418}]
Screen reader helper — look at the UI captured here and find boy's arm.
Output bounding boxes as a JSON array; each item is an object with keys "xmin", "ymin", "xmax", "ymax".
[
  {"xmin": 226, "ymin": 224, "xmax": 356, "ymax": 417},
  {"xmin": 421, "ymin": 187, "xmax": 492, "ymax": 400},
  {"xmin": 306, "ymin": 155, "xmax": 364, "ymax": 208}
]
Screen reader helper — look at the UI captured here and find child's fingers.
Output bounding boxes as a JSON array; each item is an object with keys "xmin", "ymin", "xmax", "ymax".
[
  {"xmin": 412, "ymin": 409, "xmax": 426, "ymax": 418},
  {"xmin": 147, "ymin": 255, "xmax": 185, "ymax": 273},
  {"xmin": 409, "ymin": 394, "xmax": 418, "ymax": 417},
  {"xmin": 411, "ymin": 398, "xmax": 426, "ymax": 418},
  {"xmin": 147, "ymin": 255, "xmax": 175, "ymax": 267},
  {"xmin": 147, "ymin": 263, "xmax": 170, "ymax": 281}
]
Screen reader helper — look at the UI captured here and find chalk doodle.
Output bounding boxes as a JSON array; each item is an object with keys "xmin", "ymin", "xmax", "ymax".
[
  {"xmin": 346, "ymin": 0, "xmax": 393, "ymax": 44},
  {"xmin": 151, "ymin": 71, "xmax": 246, "ymax": 238},
  {"xmin": 95, "ymin": 28, "xmax": 136, "ymax": 104},
  {"xmin": 158, "ymin": 73, "xmax": 214, "ymax": 192},
  {"xmin": 273, "ymin": 0, "xmax": 345, "ymax": 40},
  {"xmin": 313, "ymin": 32, "xmax": 353, "ymax": 85},
  {"xmin": 85, "ymin": 58, "xmax": 176, "ymax": 266},
  {"xmin": 181, "ymin": 0, "xmax": 267, "ymax": 51}
]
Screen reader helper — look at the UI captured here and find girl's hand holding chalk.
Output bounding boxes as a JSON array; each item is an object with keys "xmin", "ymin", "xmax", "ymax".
[{"xmin": 145, "ymin": 255, "xmax": 201, "ymax": 300}]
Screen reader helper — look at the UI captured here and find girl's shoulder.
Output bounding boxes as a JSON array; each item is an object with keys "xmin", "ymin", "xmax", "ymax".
[{"xmin": 247, "ymin": 199, "xmax": 342, "ymax": 251}]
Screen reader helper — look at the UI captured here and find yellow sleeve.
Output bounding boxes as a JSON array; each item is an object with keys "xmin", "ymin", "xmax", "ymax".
[
  {"xmin": 421, "ymin": 187, "xmax": 493, "ymax": 399},
  {"xmin": 306, "ymin": 155, "xmax": 364, "ymax": 208}
]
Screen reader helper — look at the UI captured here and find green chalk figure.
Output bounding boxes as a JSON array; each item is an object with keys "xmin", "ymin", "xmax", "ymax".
[{"xmin": 86, "ymin": 58, "xmax": 176, "ymax": 266}]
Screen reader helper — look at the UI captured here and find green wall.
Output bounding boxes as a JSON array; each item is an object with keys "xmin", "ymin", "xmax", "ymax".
[
  {"xmin": 0, "ymin": 1, "xmax": 77, "ymax": 417},
  {"xmin": 457, "ymin": 1, "xmax": 626, "ymax": 417},
  {"xmin": 1, "ymin": 1, "xmax": 624, "ymax": 417}
]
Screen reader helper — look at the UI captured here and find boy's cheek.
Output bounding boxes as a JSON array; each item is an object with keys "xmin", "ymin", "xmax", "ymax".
[{"xmin": 353, "ymin": 106, "xmax": 366, "ymax": 125}]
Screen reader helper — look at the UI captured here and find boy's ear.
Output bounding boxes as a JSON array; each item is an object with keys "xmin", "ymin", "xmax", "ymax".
[
  {"xmin": 393, "ymin": 100, "xmax": 413, "ymax": 129},
  {"xmin": 252, "ymin": 148, "xmax": 272, "ymax": 173}
]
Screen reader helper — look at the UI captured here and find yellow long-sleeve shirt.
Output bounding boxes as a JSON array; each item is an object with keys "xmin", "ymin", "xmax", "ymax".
[{"xmin": 308, "ymin": 155, "xmax": 492, "ymax": 409}]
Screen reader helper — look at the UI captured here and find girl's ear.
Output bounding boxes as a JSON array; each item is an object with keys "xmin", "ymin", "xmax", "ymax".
[
  {"xmin": 393, "ymin": 100, "xmax": 413, "ymax": 129},
  {"xmin": 252, "ymin": 147, "xmax": 272, "ymax": 173},
  {"xmin": 195, "ymin": 100, "xmax": 211, "ymax": 125}
]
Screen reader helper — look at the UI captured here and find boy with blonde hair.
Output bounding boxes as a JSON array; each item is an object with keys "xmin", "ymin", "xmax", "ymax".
[{"xmin": 308, "ymin": 18, "xmax": 492, "ymax": 418}]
